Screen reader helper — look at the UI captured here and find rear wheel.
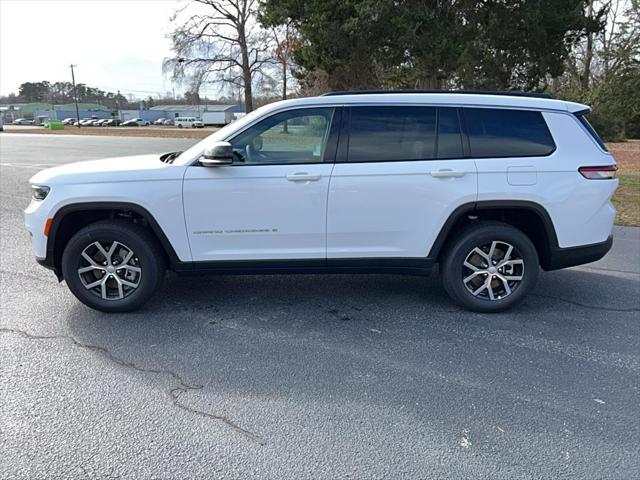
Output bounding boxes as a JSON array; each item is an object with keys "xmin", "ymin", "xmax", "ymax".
[
  {"xmin": 440, "ymin": 223, "xmax": 539, "ymax": 312},
  {"xmin": 61, "ymin": 221, "xmax": 166, "ymax": 312}
]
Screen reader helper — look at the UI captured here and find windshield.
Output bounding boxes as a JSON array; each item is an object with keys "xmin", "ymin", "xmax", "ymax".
[{"xmin": 173, "ymin": 105, "xmax": 273, "ymax": 165}]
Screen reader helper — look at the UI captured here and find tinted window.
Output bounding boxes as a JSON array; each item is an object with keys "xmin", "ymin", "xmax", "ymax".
[
  {"xmin": 464, "ymin": 108, "xmax": 555, "ymax": 157},
  {"xmin": 348, "ymin": 106, "xmax": 437, "ymax": 162},
  {"xmin": 231, "ymin": 108, "xmax": 334, "ymax": 164},
  {"xmin": 576, "ymin": 114, "xmax": 608, "ymax": 151},
  {"xmin": 437, "ymin": 108, "xmax": 464, "ymax": 159}
]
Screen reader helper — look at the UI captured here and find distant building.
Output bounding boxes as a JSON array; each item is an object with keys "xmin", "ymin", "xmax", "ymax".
[
  {"xmin": 0, "ymin": 102, "xmax": 111, "ymax": 124},
  {"xmin": 149, "ymin": 104, "xmax": 243, "ymax": 125}
]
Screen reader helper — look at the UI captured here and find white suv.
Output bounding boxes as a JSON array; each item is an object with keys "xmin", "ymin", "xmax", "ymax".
[
  {"xmin": 175, "ymin": 117, "xmax": 204, "ymax": 128},
  {"xmin": 25, "ymin": 92, "xmax": 617, "ymax": 313}
]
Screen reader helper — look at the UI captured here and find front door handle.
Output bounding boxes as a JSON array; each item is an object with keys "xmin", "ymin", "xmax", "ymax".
[
  {"xmin": 286, "ymin": 173, "xmax": 322, "ymax": 182},
  {"xmin": 430, "ymin": 169, "xmax": 466, "ymax": 178}
]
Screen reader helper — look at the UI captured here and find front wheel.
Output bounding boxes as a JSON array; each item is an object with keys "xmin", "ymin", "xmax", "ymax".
[
  {"xmin": 440, "ymin": 223, "xmax": 539, "ymax": 312},
  {"xmin": 61, "ymin": 221, "xmax": 166, "ymax": 312}
]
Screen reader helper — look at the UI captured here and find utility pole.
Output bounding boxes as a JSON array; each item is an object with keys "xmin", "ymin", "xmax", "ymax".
[
  {"xmin": 69, "ymin": 64, "xmax": 81, "ymax": 127},
  {"xmin": 116, "ymin": 90, "xmax": 121, "ymax": 122}
]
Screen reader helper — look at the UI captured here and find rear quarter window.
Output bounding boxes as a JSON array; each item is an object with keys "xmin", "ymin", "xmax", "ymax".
[
  {"xmin": 463, "ymin": 108, "xmax": 556, "ymax": 158},
  {"xmin": 575, "ymin": 113, "xmax": 608, "ymax": 152}
]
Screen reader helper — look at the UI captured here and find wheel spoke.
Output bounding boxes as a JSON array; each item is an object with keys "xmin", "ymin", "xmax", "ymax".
[
  {"xmin": 100, "ymin": 280, "xmax": 108, "ymax": 299},
  {"xmin": 120, "ymin": 278, "xmax": 139, "ymax": 289},
  {"xmin": 464, "ymin": 271, "xmax": 483, "ymax": 284},
  {"xmin": 121, "ymin": 250, "xmax": 134, "ymax": 265},
  {"xmin": 464, "ymin": 260, "xmax": 480, "ymax": 272},
  {"xmin": 499, "ymin": 259, "xmax": 524, "ymax": 268},
  {"xmin": 497, "ymin": 275, "xmax": 512, "ymax": 296},
  {"xmin": 113, "ymin": 276, "xmax": 124, "ymax": 299},
  {"xmin": 488, "ymin": 241, "xmax": 497, "ymax": 262},
  {"xmin": 503, "ymin": 274, "xmax": 523, "ymax": 281},
  {"xmin": 78, "ymin": 265, "xmax": 103, "ymax": 274},
  {"xmin": 84, "ymin": 278, "xmax": 103, "ymax": 290},
  {"xmin": 105, "ymin": 241, "xmax": 119, "ymax": 263},
  {"xmin": 487, "ymin": 282, "xmax": 496, "ymax": 300},
  {"xmin": 122, "ymin": 265, "xmax": 141, "ymax": 273},
  {"xmin": 94, "ymin": 242, "xmax": 110, "ymax": 261},
  {"xmin": 472, "ymin": 247, "xmax": 490, "ymax": 264},
  {"xmin": 471, "ymin": 280, "xmax": 488, "ymax": 296},
  {"xmin": 503, "ymin": 244, "xmax": 514, "ymax": 262},
  {"xmin": 81, "ymin": 251, "xmax": 101, "ymax": 267}
]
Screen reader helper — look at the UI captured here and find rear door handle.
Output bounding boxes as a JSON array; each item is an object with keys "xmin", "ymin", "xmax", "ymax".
[
  {"xmin": 286, "ymin": 173, "xmax": 322, "ymax": 182},
  {"xmin": 430, "ymin": 169, "xmax": 466, "ymax": 178}
]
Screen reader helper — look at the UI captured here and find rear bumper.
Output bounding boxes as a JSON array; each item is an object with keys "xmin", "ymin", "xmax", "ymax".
[{"xmin": 544, "ymin": 235, "xmax": 613, "ymax": 271}]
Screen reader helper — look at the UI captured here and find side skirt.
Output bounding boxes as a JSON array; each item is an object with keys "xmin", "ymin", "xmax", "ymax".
[{"xmin": 173, "ymin": 258, "xmax": 435, "ymax": 276}]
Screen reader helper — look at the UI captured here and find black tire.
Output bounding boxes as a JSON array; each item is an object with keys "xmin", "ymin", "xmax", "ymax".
[
  {"xmin": 440, "ymin": 222, "xmax": 539, "ymax": 312},
  {"xmin": 61, "ymin": 220, "xmax": 166, "ymax": 313}
]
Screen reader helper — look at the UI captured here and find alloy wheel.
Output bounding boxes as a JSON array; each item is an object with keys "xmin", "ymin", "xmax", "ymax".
[
  {"xmin": 77, "ymin": 240, "xmax": 142, "ymax": 300},
  {"xmin": 462, "ymin": 240, "xmax": 524, "ymax": 301}
]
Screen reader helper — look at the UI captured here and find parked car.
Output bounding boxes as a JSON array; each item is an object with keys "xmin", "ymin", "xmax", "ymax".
[
  {"xmin": 153, "ymin": 118, "xmax": 167, "ymax": 125},
  {"xmin": 76, "ymin": 118, "xmax": 97, "ymax": 126},
  {"xmin": 61, "ymin": 118, "xmax": 78, "ymax": 125},
  {"xmin": 175, "ymin": 117, "xmax": 204, "ymax": 128},
  {"xmin": 103, "ymin": 119, "xmax": 121, "ymax": 127},
  {"xmin": 25, "ymin": 91, "xmax": 618, "ymax": 313},
  {"xmin": 12, "ymin": 118, "xmax": 34, "ymax": 125},
  {"xmin": 163, "ymin": 119, "xmax": 175, "ymax": 126},
  {"xmin": 121, "ymin": 118, "xmax": 150, "ymax": 127}
]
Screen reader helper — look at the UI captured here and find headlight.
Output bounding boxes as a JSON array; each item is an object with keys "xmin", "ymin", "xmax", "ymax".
[{"xmin": 32, "ymin": 185, "xmax": 50, "ymax": 201}]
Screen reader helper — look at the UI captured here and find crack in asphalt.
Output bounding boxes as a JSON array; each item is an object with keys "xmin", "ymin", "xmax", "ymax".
[
  {"xmin": 532, "ymin": 293, "xmax": 640, "ymax": 313},
  {"xmin": 0, "ymin": 326, "xmax": 267, "ymax": 446}
]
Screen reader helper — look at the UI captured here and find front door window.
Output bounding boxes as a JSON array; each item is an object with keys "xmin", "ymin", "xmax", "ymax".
[{"xmin": 230, "ymin": 108, "xmax": 334, "ymax": 165}]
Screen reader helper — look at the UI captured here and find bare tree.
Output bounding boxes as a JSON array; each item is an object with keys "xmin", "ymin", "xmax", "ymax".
[
  {"xmin": 273, "ymin": 21, "xmax": 294, "ymax": 100},
  {"xmin": 582, "ymin": 0, "xmax": 595, "ymax": 89},
  {"xmin": 165, "ymin": 0, "xmax": 274, "ymax": 112}
]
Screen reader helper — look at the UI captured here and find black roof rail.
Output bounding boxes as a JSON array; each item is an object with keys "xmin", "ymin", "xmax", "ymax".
[{"xmin": 322, "ymin": 89, "xmax": 553, "ymax": 99}]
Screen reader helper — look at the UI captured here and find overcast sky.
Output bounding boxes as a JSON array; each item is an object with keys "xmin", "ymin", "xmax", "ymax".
[{"xmin": 0, "ymin": 0, "xmax": 195, "ymax": 99}]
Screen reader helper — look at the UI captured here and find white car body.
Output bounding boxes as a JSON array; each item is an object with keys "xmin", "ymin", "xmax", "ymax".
[
  {"xmin": 25, "ymin": 92, "xmax": 617, "ymax": 311},
  {"xmin": 175, "ymin": 117, "xmax": 204, "ymax": 128},
  {"xmin": 13, "ymin": 118, "xmax": 33, "ymax": 125},
  {"xmin": 123, "ymin": 118, "xmax": 150, "ymax": 127}
]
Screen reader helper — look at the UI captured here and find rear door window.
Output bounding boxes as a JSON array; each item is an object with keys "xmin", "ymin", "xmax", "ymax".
[
  {"xmin": 347, "ymin": 106, "xmax": 437, "ymax": 162},
  {"xmin": 463, "ymin": 108, "xmax": 556, "ymax": 158}
]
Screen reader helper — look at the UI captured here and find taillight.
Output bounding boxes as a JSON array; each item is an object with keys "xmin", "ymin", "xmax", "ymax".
[{"xmin": 578, "ymin": 165, "xmax": 617, "ymax": 180}]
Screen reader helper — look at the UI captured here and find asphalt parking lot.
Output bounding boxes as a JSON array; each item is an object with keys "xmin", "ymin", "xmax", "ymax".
[{"xmin": 1, "ymin": 133, "xmax": 639, "ymax": 479}]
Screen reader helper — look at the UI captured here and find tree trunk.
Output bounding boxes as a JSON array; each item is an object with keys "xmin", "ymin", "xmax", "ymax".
[
  {"xmin": 243, "ymin": 66, "xmax": 253, "ymax": 113},
  {"xmin": 282, "ymin": 62, "xmax": 287, "ymax": 100},
  {"xmin": 239, "ymin": 27, "xmax": 253, "ymax": 113},
  {"xmin": 582, "ymin": 1, "xmax": 594, "ymax": 90}
]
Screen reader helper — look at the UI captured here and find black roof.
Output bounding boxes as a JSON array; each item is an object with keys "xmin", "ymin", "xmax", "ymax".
[{"xmin": 322, "ymin": 90, "xmax": 552, "ymax": 99}]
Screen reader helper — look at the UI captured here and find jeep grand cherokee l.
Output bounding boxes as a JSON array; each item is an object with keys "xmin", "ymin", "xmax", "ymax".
[{"xmin": 25, "ymin": 92, "xmax": 617, "ymax": 312}]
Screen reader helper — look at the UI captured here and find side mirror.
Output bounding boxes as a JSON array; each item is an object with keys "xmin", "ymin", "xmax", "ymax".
[{"xmin": 200, "ymin": 142, "xmax": 234, "ymax": 166}]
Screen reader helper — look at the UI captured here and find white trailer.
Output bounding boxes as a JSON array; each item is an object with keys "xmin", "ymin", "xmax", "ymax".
[
  {"xmin": 202, "ymin": 111, "xmax": 226, "ymax": 126},
  {"xmin": 202, "ymin": 111, "xmax": 242, "ymax": 126}
]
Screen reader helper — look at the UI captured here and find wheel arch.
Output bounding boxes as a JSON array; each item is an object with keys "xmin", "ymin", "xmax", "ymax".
[
  {"xmin": 46, "ymin": 202, "xmax": 181, "ymax": 279},
  {"xmin": 428, "ymin": 200, "xmax": 560, "ymax": 270}
]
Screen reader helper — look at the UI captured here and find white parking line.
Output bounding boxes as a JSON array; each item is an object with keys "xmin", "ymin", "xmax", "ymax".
[{"xmin": 0, "ymin": 163, "xmax": 61, "ymax": 169}]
